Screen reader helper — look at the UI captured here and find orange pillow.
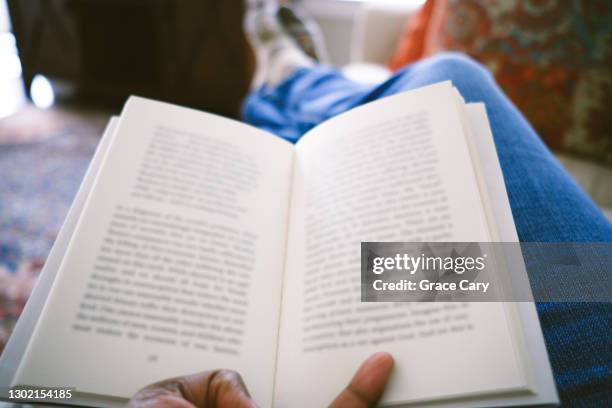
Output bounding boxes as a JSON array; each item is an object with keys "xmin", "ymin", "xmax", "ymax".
[{"xmin": 387, "ymin": 0, "xmax": 436, "ymax": 71}]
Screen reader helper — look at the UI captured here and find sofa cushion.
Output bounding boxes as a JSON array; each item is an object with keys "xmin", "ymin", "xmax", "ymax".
[{"xmin": 388, "ymin": 0, "xmax": 612, "ymax": 165}]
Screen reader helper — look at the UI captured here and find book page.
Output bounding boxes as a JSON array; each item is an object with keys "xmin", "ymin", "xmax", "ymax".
[
  {"xmin": 275, "ymin": 83, "xmax": 529, "ymax": 407},
  {"xmin": 13, "ymin": 97, "xmax": 294, "ymax": 407}
]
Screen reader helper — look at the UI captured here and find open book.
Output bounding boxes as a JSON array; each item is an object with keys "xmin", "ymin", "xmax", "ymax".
[{"xmin": 0, "ymin": 82, "xmax": 558, "ymax": 407}]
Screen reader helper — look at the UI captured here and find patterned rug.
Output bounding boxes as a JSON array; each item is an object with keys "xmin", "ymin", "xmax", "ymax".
[{"xmin": 0, "ymin": 105, "xmax": 108, "ymax": 352}]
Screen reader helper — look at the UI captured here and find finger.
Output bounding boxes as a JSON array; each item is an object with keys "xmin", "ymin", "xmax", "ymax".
[
  {"xmin": 201, "ymin": 369, "xmax": 258, "ymax": 408},
  {"xmin": 126, "ymin": 369, "xmax": 258, "ymax": 408},
  {"xmin": 329, "ymin": 352, "xmax": 394, "ymax": 408}
]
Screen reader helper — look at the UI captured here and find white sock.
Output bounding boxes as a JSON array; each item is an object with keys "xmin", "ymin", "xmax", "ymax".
[
  {"xmin": 263, "ymin": 36, "xmax": 314, "ymax": 86},
  {"xmin": 248, "ymin": 6, "xmax": 314, "ymax": 88}
]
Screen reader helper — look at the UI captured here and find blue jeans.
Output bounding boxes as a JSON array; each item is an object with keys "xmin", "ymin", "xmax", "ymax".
[{"xmin": 242, "ymin": 53, "xmax": 612, "ymax": 406}]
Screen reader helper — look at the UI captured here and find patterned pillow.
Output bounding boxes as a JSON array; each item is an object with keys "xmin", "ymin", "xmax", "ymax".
[{"xmin": 388, "ymin": 0, "xmax": 612, "ymax": 165}]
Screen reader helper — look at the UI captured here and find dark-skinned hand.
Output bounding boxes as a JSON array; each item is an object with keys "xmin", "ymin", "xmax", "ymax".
[{"xmin": 126, "ymin": 352, "xmax": 394, "ymax": 408}]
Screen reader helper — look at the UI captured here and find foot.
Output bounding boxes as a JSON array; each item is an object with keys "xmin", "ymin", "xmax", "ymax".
[
  {"xmin": 277, "ymin": 5, "xmax": 327, "ymax": 62},
  {"xmin": 247, "ymin": 3, "xmax": 284, "ymax": 46},
  {"xmin": 246, "ymin": 2, "xmax": 325, "ymax": 87}
]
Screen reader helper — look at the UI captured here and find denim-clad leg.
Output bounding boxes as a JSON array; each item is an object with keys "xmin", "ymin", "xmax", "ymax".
[{"xmin": 242, "ymin": 53, "xmax": 612, "ymax": 405}]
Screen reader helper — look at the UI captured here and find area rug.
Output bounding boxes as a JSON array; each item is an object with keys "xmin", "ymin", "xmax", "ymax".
[{"xmin": 0, "ymin": 105, "xmax": 108, "ymax": 352}]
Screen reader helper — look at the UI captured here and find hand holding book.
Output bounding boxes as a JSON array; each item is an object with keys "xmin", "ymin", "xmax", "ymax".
[{"xmin": 126, "ymin": 352, "xmax": 394, "ymax": 408}]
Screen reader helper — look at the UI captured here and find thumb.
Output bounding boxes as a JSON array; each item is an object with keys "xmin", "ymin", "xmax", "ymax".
[{"xmin": 329, "ymin": 352, "xmax": 394, "ymax": 408}]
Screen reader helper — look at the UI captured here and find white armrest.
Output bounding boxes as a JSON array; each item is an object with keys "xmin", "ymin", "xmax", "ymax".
[{"xmin": 350, "ymin": 3, "xmax": 421, "ymax": 65}]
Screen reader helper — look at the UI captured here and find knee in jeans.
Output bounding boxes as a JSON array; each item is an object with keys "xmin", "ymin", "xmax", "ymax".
[{"xmin": 413, "ymin": 52, "xmax": 493, "ymax": 87}]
